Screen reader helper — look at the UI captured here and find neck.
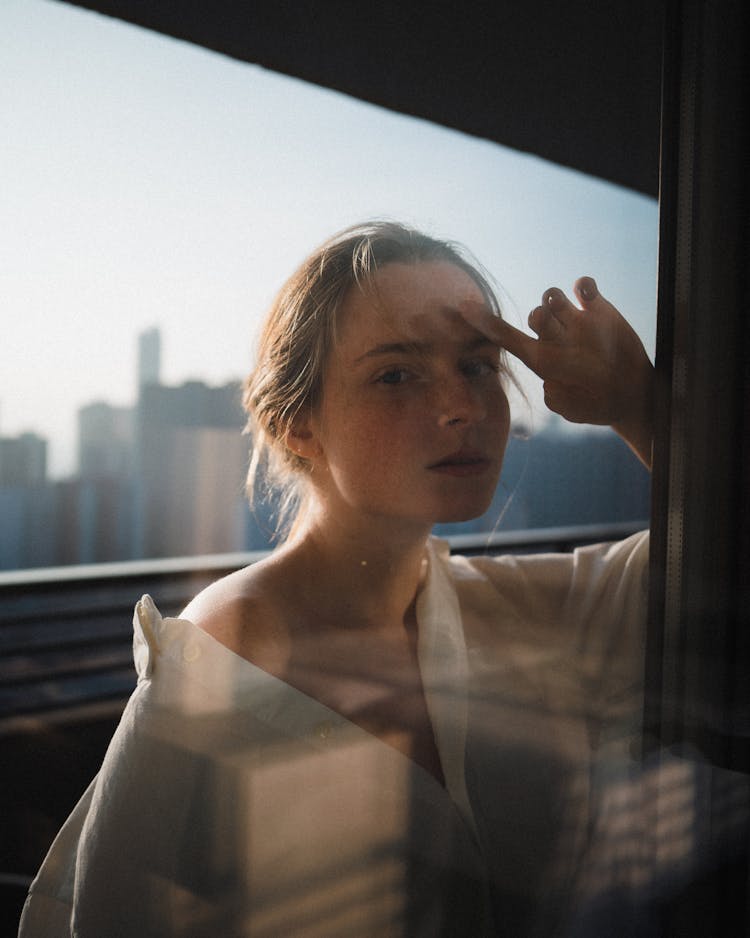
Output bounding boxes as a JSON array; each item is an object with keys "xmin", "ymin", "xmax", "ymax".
[{"xmin": 282, "ymin": 502, "xmax": 431, "ymax": 630}]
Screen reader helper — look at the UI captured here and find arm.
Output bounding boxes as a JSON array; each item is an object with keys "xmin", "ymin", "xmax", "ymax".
[{"xmin": 461, "ymin": 277, "xmax": 654, "ymax": 469}]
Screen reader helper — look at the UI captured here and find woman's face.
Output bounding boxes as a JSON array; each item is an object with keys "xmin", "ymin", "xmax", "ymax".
[{"xmin": 302, "ymin": 261, "xmax": 511, "ymax": 533}]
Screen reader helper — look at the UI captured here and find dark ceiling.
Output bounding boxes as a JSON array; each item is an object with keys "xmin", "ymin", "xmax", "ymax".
[{"xmin": 63, "ymin": 0, "xmax": 664, "ymax": 197}]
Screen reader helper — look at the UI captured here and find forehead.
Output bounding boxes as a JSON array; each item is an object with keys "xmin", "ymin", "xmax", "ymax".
[{"xmin": 336, "ymin": 261, "xmax": 488, "ymax": 353}]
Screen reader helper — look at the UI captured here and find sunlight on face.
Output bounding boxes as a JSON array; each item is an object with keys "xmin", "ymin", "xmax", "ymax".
[{"xmin": 307, "ymin": 262, "xmax": 511, "ymax": 531}]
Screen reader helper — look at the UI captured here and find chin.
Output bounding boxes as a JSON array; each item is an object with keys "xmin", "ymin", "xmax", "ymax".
[{"xmin": 434, "ymin": 499, "xmax": 495, "ymax": 525}]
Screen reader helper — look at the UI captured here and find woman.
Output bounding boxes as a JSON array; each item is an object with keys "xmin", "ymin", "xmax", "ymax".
[{"xmin": 19, "ymin": 222, "xmax": 654, "ymax": 936}]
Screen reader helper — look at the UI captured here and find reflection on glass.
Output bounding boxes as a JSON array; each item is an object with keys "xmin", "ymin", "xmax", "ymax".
[
  {"xmin": 10, "ymin": 5, "xmax": 742, "ymax": 938},
  {"xmin": 18, "ymin": 573, "xmax": 750, "ymax": 935},
  {"xmin": 0, "ymin": 0, "xmax": 656, "ymax": 571}
]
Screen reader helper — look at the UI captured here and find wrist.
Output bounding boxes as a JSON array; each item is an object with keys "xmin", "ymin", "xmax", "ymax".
[{"xmin": 612, "ymin": 362, "xmax": 654, "ymax": 470}]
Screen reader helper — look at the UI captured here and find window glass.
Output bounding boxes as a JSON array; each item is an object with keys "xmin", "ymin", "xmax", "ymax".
[{"xmin": 0, "ymin": 0, "xmax": 657, "ymax": 568}]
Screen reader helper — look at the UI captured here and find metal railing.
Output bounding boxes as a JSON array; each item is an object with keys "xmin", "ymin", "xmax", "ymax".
[{"xmin": 0, "ymin": 522, "xmax": 646, "ymax": 725}]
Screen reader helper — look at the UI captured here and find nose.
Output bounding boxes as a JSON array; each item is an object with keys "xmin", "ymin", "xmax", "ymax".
[{"xmin": 436, "ymin": 374, "xmax": 487, "ymax": 428}]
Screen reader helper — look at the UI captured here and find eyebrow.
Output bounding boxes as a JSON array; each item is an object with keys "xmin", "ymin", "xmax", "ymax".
[{"xmin": 353, "ymin": 336, "xmax": 497, "ymax": 365}]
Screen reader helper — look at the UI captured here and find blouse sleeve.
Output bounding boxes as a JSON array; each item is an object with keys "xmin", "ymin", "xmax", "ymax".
[
  {"xmin": 450, "ymin": 530, "xmax": 650, "ymax": 728},
  {"xmin": 448, "ymin": 533, "xmax": 650, "ymax": 934},
  {"xmin": 19, "ymin": 600, "xmax": 263, "ymax": 938}
]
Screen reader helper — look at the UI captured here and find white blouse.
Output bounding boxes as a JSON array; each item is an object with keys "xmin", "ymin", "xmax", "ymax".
[{"xmin": 19, "ymin": 532, "xmax": 652, "ymax": 937}]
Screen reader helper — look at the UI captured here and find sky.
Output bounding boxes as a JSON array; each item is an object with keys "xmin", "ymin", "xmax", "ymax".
[{"xmin": 1, "ymin": 0, "xmax": 659, "ymax": 477}]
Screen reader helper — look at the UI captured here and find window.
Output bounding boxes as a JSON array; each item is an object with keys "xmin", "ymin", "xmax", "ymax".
[
  {"xmin": 1, "ymin": 0, "xmax": 657, "ymax": 569},
  {"xmin": 5, "ymin": 1, "xmax": 749, "ymax": 935}
]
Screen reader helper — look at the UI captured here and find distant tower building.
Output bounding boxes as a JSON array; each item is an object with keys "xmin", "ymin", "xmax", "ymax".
[
  {"xmin": 135, "ymin": 380, "xmax": 250, "ymax": 558},
  {"xmin": 138, "ymin": 327, "xmax": 161, "ymax": 390},
  {"xmin": 78, "ymin": 402, "xmax": 134, "ymax": 478},
  {"xmin": 0, "ymin": 432, "xmax": 53, "ymax": 569},
  {"xmin": 73, "ymin": 403, "xmax": 136, "ymax": 562},
  {"xmin": 0, "ymin": 432, "xmax": 47, "ymax": 486}
]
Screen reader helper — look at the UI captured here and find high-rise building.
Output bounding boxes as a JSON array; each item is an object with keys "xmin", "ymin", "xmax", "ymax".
[
  {"xmin": 138, "ymin": 327, "xmax": 161, "ymax": 390},
  {"xmin": 78, "ymin": 402, "xmax": 134, "ymax": 478},
  {"xmin": 135, "ymin": 380, "xmax": 250, "ymax": 558},
  {"xmin": 0, "ymin": 432, "xmax": 47, "ymax": 486},
  {"xmin": 0, "ymin": 432, "xmax": 52, "ymax": 569}
]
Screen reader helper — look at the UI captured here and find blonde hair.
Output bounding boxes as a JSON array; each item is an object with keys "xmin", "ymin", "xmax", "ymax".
[{"xmin": 243, "ymin": 220, "xmax": 510, "ymax": 537}]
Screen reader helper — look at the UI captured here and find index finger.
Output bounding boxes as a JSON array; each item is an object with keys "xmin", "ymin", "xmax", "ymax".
[{"xmin": 458, "ymin": 302, "xmax": 541, "ymax": 375}]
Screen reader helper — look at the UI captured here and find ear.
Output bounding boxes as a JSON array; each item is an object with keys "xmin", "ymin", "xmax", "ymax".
[{"xmin": 285, "ymin": 415, "xmax": 324, "ymax": 463}]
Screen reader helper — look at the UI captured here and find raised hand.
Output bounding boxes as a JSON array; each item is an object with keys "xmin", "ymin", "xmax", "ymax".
[{"xmin": 460, "ymin": 278, "xmax": 654, "ymax": 468}]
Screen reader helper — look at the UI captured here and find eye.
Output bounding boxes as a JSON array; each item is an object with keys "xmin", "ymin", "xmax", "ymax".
[
  {"xmin": 461, "ymin": 357, "xmax": 500, "ymax": 379},
  {"xmin": 375, "ymin": 367, "xmax": 413, "ymax": 385}
]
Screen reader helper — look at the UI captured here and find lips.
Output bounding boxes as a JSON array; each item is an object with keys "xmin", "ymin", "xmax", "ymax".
[{"xmin": 427, "ymin": 449, "xmax": 492, "ymax": 476}]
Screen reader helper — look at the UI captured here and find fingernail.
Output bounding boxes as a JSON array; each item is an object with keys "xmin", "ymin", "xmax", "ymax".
[
  {"xmin": 544, "ymin": 288, "xmax": 562, "ymax": 307},
  {"xmin": 579, "ymin": 278, "xmax": 598, "ymax": 301}
]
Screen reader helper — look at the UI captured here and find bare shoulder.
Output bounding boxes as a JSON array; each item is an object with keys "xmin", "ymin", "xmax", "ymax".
[{"xmin": 180, "ymin": 554, "xmax": 293, "ymax": 670}]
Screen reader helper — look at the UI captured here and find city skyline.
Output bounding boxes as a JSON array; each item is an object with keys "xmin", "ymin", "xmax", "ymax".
[
  {"xmin": 0, "ymin": 366, "xmax": 650, "ymax": 572},
  {"xmin": 1, "ymin": 320, "xmax": 605, "ymax": 487},
  {"xmin": 1, "ymin": 322, "xmax": 650, "ymax": 573},
  {"xmin": 2, "ymin": 0, "xmax": 659, "ymax": 478}
]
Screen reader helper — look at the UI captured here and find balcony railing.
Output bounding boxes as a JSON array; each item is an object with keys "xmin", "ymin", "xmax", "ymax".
[{"xmin": 0, "ymin": 521, "xmax": 646, "ymax": 726}]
